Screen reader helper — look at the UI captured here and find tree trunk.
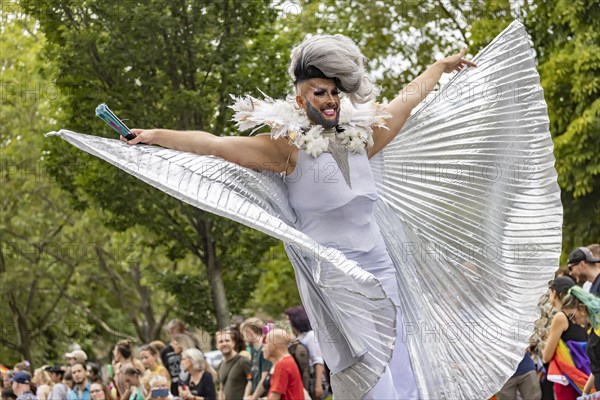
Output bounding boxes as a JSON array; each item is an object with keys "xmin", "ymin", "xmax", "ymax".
[
  {"xmin": 202, "ymin": 220, "xmax": 230, "ymax": 330},
  {"xmin": 8, "ymin": 296, "xmax": 33, "ymax": 365},
  {"xmin": 133, "ymin": 263, "xmax": 156, "ymax": 342}
]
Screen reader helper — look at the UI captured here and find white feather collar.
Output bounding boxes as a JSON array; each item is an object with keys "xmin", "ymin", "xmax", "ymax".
[{"xmin": 229, "ymin": 93, "xmax": 391, "ymax": 157}]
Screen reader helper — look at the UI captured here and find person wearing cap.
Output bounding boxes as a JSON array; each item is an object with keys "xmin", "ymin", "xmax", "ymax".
[
  {"xmin": 45, "ymin": 366, "xmax": 68, "ymax": 400},
  {"xmin": 65, "ymin": 350, "xmax": 88, "ymax": 366},
  {"xmin": 543, "ymin": 276, "xmax": 591, "ymax": 399},
  {"xmin": 9, "ymin": 372, "xmax": 35, "ymax": 400},
  {"xmin": 568, "ymin": 246, "xmax": 600, "ymax": 296}
]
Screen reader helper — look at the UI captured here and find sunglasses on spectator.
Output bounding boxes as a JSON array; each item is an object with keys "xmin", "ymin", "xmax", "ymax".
[{"xmin": 568, "ymin": 263, "xmax": 577, "ymax": 271}]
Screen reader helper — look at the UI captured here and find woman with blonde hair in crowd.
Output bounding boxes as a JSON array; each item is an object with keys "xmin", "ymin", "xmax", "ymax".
[
  {"xmin": 32, "ymin": 368, "xmax": 52, "ymax": 400},
  {"xmin": 543, "ymin": 277, "xmax": 591, "ymax": 399},
  {"xmin": 139, "ymin": 345, "xmax": 170, "ymax": 388},
  {"xmin": 170, "ymin": 335, "xmax": 195, "ymax": 355},
  {"xmin": 562, "ymin": 286, "xmax": 600, "ymax": 396},
  {"xmin": 148, "ymin": 341, "xmax": 166, "ymax": 354},
  {"xmin": 90, "ymin": 382, "xmax": 116, "ymax": 400},
  {"xmin": 170, "ymin": 334, "xmax": 196, "ymax": 385}
]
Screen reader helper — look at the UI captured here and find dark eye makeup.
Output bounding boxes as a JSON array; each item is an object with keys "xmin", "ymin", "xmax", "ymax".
[{"xmin": 313, "ymin": 88, "xmax": 340, "ymax": 97}]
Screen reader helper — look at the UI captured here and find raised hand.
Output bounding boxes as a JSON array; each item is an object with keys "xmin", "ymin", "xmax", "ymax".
[
  {"xmin": 438, "ymin": 48, "xmax": 477, "ymax": 73},
  {"xmin": 119, "ymin": 128, "xmax": 156, "ymax": 144}
]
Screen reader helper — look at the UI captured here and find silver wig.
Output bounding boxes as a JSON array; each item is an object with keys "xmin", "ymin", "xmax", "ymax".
[{"xmin": 289, "ymin": 34, "xmax": 379, "ymax": 104}]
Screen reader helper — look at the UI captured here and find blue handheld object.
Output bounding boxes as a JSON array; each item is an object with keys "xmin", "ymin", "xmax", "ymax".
[
  {"xmin": 95, "ymin": 103, "xmax": 136, "ymax": 140},
  {"xmin": 151, "ymin": 389, "xmax": 169, "ymax": 399}
]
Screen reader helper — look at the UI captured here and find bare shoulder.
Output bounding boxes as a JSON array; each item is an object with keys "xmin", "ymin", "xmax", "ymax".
[
  {"xmin": 251, "ymin": 134, "xmax": 296, "ymax": 165},
  {"xmin": 216, "ymin": 134, "xmax": 296, "ymax": 174},
  {"xmin": 550, "ymin": 312, "xmax": 569, "ymax": 330}
]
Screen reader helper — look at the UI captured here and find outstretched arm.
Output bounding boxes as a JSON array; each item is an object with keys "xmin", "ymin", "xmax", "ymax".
[
  {"xmin": 368, "ymin": 48, "xmax": 476, "ymax": 157},
  {"xmin": 122, "ymin": 128, "xmax": 293, "ymax": 174}
]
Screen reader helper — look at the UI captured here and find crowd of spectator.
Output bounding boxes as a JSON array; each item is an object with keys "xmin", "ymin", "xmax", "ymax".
[
  {"xmin": 494, "ymin": 243, "xmax": 600, "ymax": 400},
  {"xmin": 1, "ymin": 308, "xmax": 328, "ymax": 400},
  {"xmin": 2, "ymin": 243, "xmax": 598, "ymax": 400}
]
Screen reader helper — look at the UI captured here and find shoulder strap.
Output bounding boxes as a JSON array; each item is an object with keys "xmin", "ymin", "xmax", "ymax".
[
  {"xmin": 282, "ymin": 145, "xmax": 296, "ymax": 179},
  {"xmin": 219, "ymin": 354, "xmax": 241, "ymax": 387}
]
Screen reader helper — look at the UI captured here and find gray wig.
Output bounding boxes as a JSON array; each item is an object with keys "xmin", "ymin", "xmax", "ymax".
[{"xmin": 289, "ymin": 34, "xmax": 378, "ymax": 104}]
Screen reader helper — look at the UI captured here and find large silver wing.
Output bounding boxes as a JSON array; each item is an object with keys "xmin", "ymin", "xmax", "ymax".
[
  {"xmin": 371, "ymin": 20, "xmax": 562, "ymax": 398},
  {"xmin": 45, "ymin": 129, "xmax": 396, "ymax": 398}
]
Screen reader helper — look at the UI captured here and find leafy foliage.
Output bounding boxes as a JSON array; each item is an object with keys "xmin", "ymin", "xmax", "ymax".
[
  {"xmin": 20, "ymin": 0, "xmax": 285, "ymax": 328},
  {"xmin": 248, "ymin": 243, "xmax": 302, "ymax": 318},
  {"xmin": 1, "ymin": 9, "xmax": 79, "ymax": 365},
  {"xmin": 525, "ymin": 0, "xmax": 600, "ymax": 254},
  {"xmin": 1, "ymin": 11, "xmax": 175, "ymax": 364}
]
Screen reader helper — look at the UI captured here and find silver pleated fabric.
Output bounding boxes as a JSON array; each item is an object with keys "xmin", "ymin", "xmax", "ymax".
[
  {"xmin": 47, "ymin": 20, "xmax": 561, "ymax": 399},
  {"xmin": 371, "ymin": 20, "xmax": 561, "ymax": 398}
]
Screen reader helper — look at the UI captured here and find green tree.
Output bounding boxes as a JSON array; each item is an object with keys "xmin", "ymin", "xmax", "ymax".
[
  {"xmin": 0, "ymin": 6, "xmax": 77, "ymax": 365},
  {"xmin": 1, "ymin": 10, "xmax": 178, "ymax": 363},
  {"xmin": 58, "ymin": 222, "xmax": 176, "ymax": 344},
  {"xmin": 248, "ymin": 243, "xmax": 301, "ymax": 318},
  {"xmin": 525, "ymin": 0, "xmax": 600, "ymax": 254},
  {"xmin": 21, "ymin": 0, "xmax": 284, "ymax": 329}
]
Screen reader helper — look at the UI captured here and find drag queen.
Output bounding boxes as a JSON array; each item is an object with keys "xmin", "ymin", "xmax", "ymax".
[
  {"xmin": 49, "ymin": 21, "xmax": 563, "ymax": 399},
  {"xmin": 123, "ymin": 34, "xmax": 471, "ymax": 400}
]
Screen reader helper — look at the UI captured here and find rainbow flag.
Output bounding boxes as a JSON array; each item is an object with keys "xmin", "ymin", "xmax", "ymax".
[{"xmin": 547, "ymin": 339, "xmax": 591, "ymax": 394}]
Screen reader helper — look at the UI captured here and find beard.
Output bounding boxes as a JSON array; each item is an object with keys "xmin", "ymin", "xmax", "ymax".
[{"xmin": 304, "ymin": 97, "xmax": 339, "ymax": 129}]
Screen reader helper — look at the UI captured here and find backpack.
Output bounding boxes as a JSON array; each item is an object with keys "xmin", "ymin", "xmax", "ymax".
[{"xmin": 288, "ymin": 338, "xmax": 311, "ymax": 391}]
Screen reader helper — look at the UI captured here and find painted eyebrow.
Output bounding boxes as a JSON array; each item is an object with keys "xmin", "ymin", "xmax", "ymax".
[{"xmin": 309, "ymin": 85, "xmax": 338, "ymax": 91}]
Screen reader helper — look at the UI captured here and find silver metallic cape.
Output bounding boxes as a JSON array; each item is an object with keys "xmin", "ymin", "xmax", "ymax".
[{"xmin": 47, "ymin": 20, "xmax": 561, "ymax": 399}]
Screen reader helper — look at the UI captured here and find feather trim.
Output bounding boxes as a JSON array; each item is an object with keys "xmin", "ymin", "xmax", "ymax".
[{"xmin": 229, "ymin": 94, "xmax": 391, "ymax": 157}]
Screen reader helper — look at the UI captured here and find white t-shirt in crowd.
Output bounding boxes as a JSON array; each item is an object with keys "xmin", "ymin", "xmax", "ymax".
[{"xmin": 298, "ymin": 330, "xmax": 324, "ymax": 367}]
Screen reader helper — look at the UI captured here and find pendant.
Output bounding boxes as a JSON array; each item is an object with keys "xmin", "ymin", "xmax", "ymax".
[{"xmin": 325, "ymin": 130, "xmax": 352, "ymax": 188}]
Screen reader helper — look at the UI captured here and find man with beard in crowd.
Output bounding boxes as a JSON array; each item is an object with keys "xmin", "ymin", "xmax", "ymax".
[
  {"xmin": 67, "ymin": 363, "xmax": 91, "ymax": 400},
  {"xmin": 568, "ymin": 246, "xmax": 600, "ymax": 296},
  {"xmin": 216, "ymin": 330, "xmax": 251, "ymax": 400}
]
